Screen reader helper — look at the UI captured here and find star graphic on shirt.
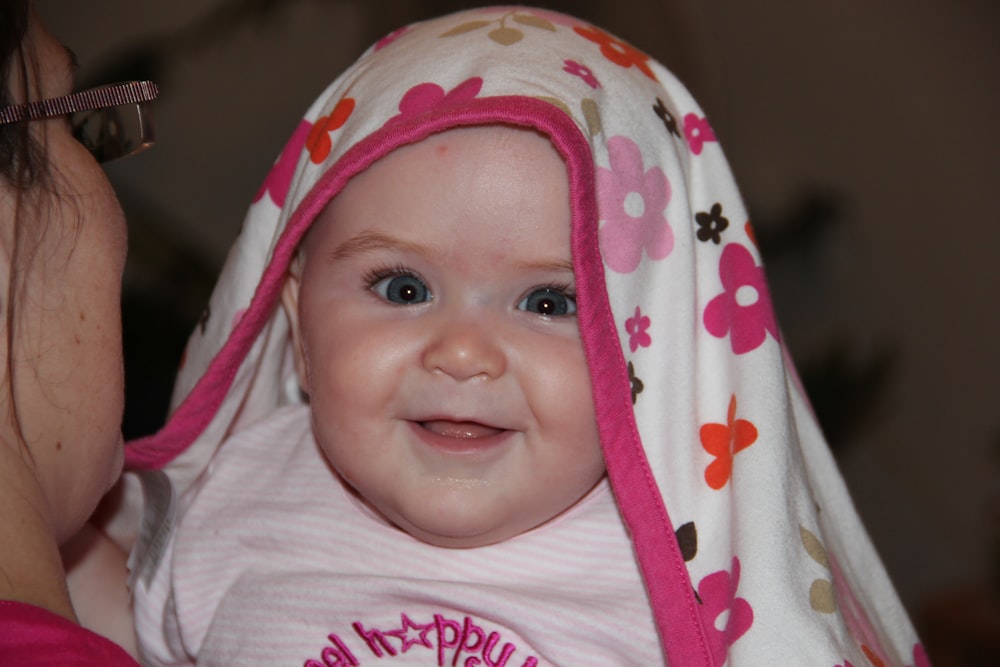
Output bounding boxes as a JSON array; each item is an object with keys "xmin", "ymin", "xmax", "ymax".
[{"xmin": 385, "ymin": 613, "xmax": 434, "ymax": 653}]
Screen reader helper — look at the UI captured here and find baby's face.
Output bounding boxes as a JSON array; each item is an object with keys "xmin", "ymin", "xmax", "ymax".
[{"xmin": 283, "ymin": 125, "xmax": 605, "ymax": 547}]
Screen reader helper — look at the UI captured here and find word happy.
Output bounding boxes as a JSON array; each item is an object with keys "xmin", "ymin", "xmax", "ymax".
[{"xmin": 304, "ymin": 612, "xmax": 540, "ymax": 666}]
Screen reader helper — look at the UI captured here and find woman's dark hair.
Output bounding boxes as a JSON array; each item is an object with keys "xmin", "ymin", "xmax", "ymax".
[
  {"xmin": 0, "ymin": 0, "xmax": 56, "ymax": 448},
  {"xmin": 0, "ymin": 0, "xmax": 41, "ymax": 185}
]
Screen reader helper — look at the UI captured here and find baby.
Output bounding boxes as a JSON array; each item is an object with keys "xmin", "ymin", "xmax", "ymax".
[
  {"xmin": 126, "ymin": 6, "xmax": 927, "ymax": 667},
  {"xmin": 281, "ymin": 125, "xmax": 606, "ymax": 550}
]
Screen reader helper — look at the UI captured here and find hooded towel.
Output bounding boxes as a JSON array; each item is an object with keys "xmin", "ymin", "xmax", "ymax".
[{"xmin": 125, "ymin": 7, "xmax": 925, "ymax": 666}]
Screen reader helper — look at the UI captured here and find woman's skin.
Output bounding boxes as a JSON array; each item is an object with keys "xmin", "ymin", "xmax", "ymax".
[{"xmin": 0, "ymin": 7, "xmax": 134, "ymax": 652}]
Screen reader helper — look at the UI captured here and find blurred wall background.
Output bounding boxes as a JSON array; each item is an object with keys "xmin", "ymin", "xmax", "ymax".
[{"xmin": 36, "ymin": 1, "xmax": 1000, "ymax": 664}]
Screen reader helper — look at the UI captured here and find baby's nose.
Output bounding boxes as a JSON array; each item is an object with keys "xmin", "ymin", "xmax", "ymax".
[{"xmin": 421, "ymin": 315, "xmax": 507, "ymax": 381}]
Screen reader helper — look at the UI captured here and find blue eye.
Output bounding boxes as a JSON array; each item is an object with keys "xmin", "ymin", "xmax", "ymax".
[
  {"xmin": 518, "ymin": 288, "xmax": 576, "ymax": 316},
  {"xmin": 371, "ymin": 273, "xmax": 431, "ymax": 305}
]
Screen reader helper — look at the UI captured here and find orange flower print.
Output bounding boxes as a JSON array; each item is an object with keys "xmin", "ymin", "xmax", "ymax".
[
  {"xmin": 700, "ymin": 394, "xmax": 758, "ymax": 490},
  {"xmin": 306, "ymin": 96, "xmax": 355, "ymax": 164},
  {"xmin": 744, "ymin": 221, "xmax": 758, "ymax": 249},
  {"xmin": 861, "ymin": 646, "xmax": 887, "ymax": 667},
  {"xmin": 573, "ymin": 25, "xmax": 656, "ymax": 80}
]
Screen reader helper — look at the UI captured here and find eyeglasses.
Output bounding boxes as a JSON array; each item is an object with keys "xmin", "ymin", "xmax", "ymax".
[{"xmin": 0, "ymin": 80, "xmax": 159, "ymax": 163}]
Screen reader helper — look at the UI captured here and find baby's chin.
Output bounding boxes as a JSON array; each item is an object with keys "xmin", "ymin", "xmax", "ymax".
[
  {"xmin": 381, "ymin": 504, "xmax": 545, "ymax": 550},
  {"xmin": 383, "ymin": 496, "xmax": 593, "ymax": 550},
  {"xmin": 397, "ymin": 521, "xmax": 529, "ymax": 550}
]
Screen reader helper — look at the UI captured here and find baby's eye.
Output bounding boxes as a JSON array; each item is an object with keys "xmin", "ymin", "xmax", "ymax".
[
  {"xmin": 371, "ymin": 273, "xmax": 431, "ymax": 305},
  {"xmin": 518, "ymin": 287, "xmax": 577, "ymax": 316}
]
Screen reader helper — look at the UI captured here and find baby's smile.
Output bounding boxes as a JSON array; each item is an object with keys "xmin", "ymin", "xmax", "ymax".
[
  {"xmin": 408, "ymin": 418, "xmax": 513, "ymax": 455},
  {"xmin": 419, "ymin": 419, "xmax": 504, "ymax": 439}
]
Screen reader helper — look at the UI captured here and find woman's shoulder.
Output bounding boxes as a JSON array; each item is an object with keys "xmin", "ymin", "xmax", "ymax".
[{"xmin": 0, "ymin": 600, "xmax": 139, "ymax": 666}]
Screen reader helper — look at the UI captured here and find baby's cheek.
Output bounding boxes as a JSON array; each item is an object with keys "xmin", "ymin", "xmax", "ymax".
[
  {"xmin": 566, "ymin": 418, "xmax": 606, "ymax": 484},
  {"xmin": 313, "ymin": 424, "xmax": 357, "ymax": 487}
]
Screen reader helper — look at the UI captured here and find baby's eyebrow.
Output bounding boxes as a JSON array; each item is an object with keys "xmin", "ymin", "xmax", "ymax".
[
  {"xmin": 327, "ymin": 231, "xmax": 428, "ymax": 262},
  {"xmin": 327, "ymin": 230, "xmax": 575, "ymax": 275},
  {"xmin": 516, "ymin": 259, "xmax": 575, "ymax": 274}
]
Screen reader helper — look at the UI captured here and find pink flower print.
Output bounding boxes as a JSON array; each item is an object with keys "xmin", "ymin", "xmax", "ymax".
[
  {"xmin": 597, "ymin": 135, "xmax": 674, "ymax": 273},
  {"xmin": 684, "ymin": 112, "xmax": 716, "ymax": 155},
  {"xmin": 563, "ymin": 59, "xmax": 601, "ymax": 89},
  {"xmin": 253, "ymin": 119, "xmax": 311, "ymax": 207},
  {"xmin": 837, "ymin": 648, "xmax": 931, "ymax": 667},
  {"xmin": 625, "ymin": 306, "xmax": 651, "ymax": 352},
  {"xmin": 703, "ymin": 244, "xmax": 779, "ymax": 354},
  {"xmin": 394, "ymin": 77, "xmax": 483, "ymax": 121},
  {"xmin": 909, "ymin": 643, "xmax": 930, "ymax": 667},
  {"xmin": 375, "ymin": 25, "xmax": 409, "ymax": 50},
  {"xmin": 697, "ymin": 557, "xmax": 754, "ymax": 664}
]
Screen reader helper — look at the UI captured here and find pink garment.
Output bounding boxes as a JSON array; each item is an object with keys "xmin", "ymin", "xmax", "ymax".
[
  {"xmin": 0, "ymin": 601, "xmax": 139, "ymax": 666},
  {"xmin": 135, "ymin": 406, "xmax": 660, "ymax": 666}
]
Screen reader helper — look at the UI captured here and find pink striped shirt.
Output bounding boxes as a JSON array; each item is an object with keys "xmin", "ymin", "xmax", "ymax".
[{"xmin": 134, "ymin": 405, "xmax": 662, "ymax": 666}]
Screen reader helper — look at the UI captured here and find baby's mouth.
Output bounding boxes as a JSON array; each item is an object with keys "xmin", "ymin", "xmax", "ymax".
[{"xmin": 419, "ymin": 420, "xmax": 504, "ymax": 439}]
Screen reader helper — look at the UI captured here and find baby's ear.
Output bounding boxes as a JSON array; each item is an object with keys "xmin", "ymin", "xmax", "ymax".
[{"xmin": 281, "ymin": 271, "xmax": 310, "ymax": 395}]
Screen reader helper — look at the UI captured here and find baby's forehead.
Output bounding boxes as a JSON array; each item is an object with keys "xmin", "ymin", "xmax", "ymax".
[{"xmin": 298, "ymin": 124, "xmax": 572, "ymax": 260}]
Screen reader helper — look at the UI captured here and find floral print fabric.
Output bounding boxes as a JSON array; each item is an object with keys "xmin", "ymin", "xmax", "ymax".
[
  {"xmin": 126, "ymin": 6, "xmax": 925, "ymax": 666},
  {"xmin": 596, "ymin": 135, "xmax": 674, "ymax": 273}
]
